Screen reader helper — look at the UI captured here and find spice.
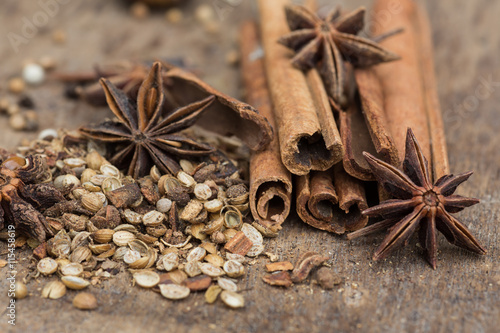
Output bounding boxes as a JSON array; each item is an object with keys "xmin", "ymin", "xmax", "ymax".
[
  {"xmin": 278, "ymin": 4, "xmax": 399, "ymax": 104},
  {"xmin": 258, "ymin": 0, "xmax": 343, "ymax": 175},
  {"xmin": 290, "ymin": 251, "xmax": 328, "ymax": 283},
  {"xmin": 80, "ymin": 62, "xmax": 215, "ymax": 178},
  {"xmin": 240, "ymin": 21, "xmax": 293, "ymax": 227},
  {"xmin": 348, "ymin": 129, "xmax": 486, "ymax": 269},
  {"xmin": 72, "ymin": 292, "xmax": 98, "ymax": 310}
]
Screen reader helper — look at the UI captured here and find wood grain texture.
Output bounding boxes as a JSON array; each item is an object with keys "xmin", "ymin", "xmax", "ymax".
[{"xmin": 0, "ymin": 1, "xmax": 499, "ymax": 332}]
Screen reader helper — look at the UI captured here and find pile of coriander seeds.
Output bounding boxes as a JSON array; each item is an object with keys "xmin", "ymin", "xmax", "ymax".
[{"xmin": 16, "ymin": 130, "xmax": 267, "ymax": 309}]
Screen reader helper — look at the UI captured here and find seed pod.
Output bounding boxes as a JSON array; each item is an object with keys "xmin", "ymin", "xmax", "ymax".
[
  {"xmin": 41, "ymin": 281, "xmax": 66, "ymax": 299},
  {"xmin": 156, "ymin": 198, "xmax": 172, "ymax": 213},
  {"xmin": 202, "ymin": 217, "xmax": 224, "ymax": 235},
  {"xmin": 133, "ymin": 270, "xmax": 160, "ymax": 288},
  {"xmin": 226, "ymin": 253, "xmax": 246, "ymax": 264},
  {"xmin": 61, "ymin": 276, "xmax": 90, "ymax": 290},
  {"xmin": 220, "ymin": 290, "xmax": 244, "ymax": 308},
  {"xmin": 89, "ymin": 243, "xmax": 112, "ymax": 255},
  {"xmin": 90, "ymin": 174, "xmax": 108, "ymax": 186},
  {"xmin": 165, "ymin": 269, "xmax": 188, "ymax": 285},
  {"xmin": 13, "ymin": 282, "xmax": 28, "ymax": 299},
  {"xmin": 73, "ymin": 292, "xmax": 98, "ymax": 310},
  {"xmin": 194, "ymin": 183, "xmax": 212, "ymax": 201},
  {"xmin": 218, "ymin": 277, "xmax": 238, "ymax": 292},
  {"xmin": 159, "ymin": 284, "xmax": 190, "ymax": 300},
  {"xmin": 70, "ymin": 246, "xmax": 92, "ymax": 264},
  {"xmin": 142, "ymin": 210, "xmax": 165, "ymax": 227},
  {"xmin": 70, "ymin": 231, "xmax": 91, "ymax": 250},
  {"xmin": 128, "ymin": 239, "xmax": 149, "ymax": 256},
  {"xmin": 179, "ymin": 159, "xmax": 195, "ymax": 174},
  {"xmin": 86, "ymin": 150, "xmax": 105, "ymax": 170},
  {"xmin": 150, "ymin": 166, "xmax": 162, "ymax": 182},
  {"xmin": 136, "ymin": 233, "xmax": 158, "ymax": 244},
  {"xmin": 187, "ymin": 247, "xmax": 207, "ymax": 262},
  {"xmin": 54, "ymin": 174, "xmax": 81, "ymax": 190},
  {"xmin": 205, "ymin": 254, "xmax": 224, "ymax": 267},
  {"xmin": 95, "ymin": 245, "xmax": 116, "ymax": 259},
  {"xmin": 146, "ymin": 224, "xmax": 167, "ymax": 237},
  {"xmin": 113, "ymin": 246, "xmax": 129, "ymax": 261},
  {"xmin": 159, "ymin": 252, "xmax": 179, "ymax": 271},
  {"xmin": 223, "ymin": 260, "xmax": 245, "ymax": 278},
  {"xmin": 123, "ymin": 249, "xmax": 142, "ymax": 264},
  {"xmin": 60, "ymin": 262, "xmax": 84, "ymax": 276},
  {"xmin": 158, "ymin": 175, "xmax": 181, "ymax": 195},
  {"xmin": 204, "ymin": 199, "xmax": 223, "ymax": 213},
  {"xmin": 81, "ymin": 193, "xmax": 103, "ymax": 213},
  {"xmin": 92, "ymin": 229, "xmax": 114, "ymax": 244},
  {"xmin": 113, "ymin": 231, "xmax": 136, "ymax": 246},
  {"xmin": 114, "ymin": 224, "xmax": 138, "ymax": 234}
]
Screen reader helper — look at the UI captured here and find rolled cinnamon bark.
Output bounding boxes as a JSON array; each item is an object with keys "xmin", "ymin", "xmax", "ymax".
[
  {"xmin": 258, "ymin": 0, "xmax": 343, "ymax": 176},
  {"xmin": 296, "ymin": 164, "xmax": 368, "ymax": 234},
  {"xmin": 240, "ymin": 21, "xmax": 293, "ymax": 226},
  {"xmin": 370, "ymin": 0, "xmax": 432, "ymax": 165}
]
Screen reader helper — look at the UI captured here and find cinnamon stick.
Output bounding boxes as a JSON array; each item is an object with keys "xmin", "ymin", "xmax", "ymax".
[
  {"xmin": 258, "ymin": 0, "xmax": 343, "ymax": 176},
  {"xmin": 370, "ymin": 0, "xmax": 432, "ymax": 165},
  {"xmin": 240, "ymin": 21, "xmax": 292, "ymax": 226},
  {"xmin": 295, "ymin": 164, "xmax": 368, "ymax": 234}
]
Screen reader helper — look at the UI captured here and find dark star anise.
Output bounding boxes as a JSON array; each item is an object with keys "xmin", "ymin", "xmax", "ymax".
[
  {"xmin": 348, "ymin": 129, "xmax": 486, "ymax": 269},
  {"xmin": 278, "ymin": 5, "xmax": 399, "ymax": 103},
  {"xmin": 0, "ymin": 155, "xmax": 65, "ymax": 242},
  {"xmin": 80, "ymin": 62, "xmax": 216, "ymax": 178}
]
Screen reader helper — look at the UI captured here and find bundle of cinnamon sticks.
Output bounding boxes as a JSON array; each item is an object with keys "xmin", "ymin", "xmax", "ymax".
[{"xmin": 241, "ymin": 0, "xmax": 448, "ymax": 234}]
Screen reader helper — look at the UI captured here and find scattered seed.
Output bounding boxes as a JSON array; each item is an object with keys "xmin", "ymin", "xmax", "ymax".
[
  {"xmin": 61, "ymin": 276, "xmax": 90, "ymax": 290},
  {"xmin": 220, "ymin": 290, "xmax": 244, "ymax": 308},
  {"xmin": 41, "ymin": 280, "xmax": 66, "ymax": 299},
  {"xmin": 205, "ymin": 285, "xmax": 222, "ymax": 304},
  {"xmin": 133, "ymin": 270, "xmax": 160, "ymax": 288},
  {"xmin": 159, "ymin": 284, "xmax": 190, "ymax": 300},
  {"xmin": 13, "ymin": 281, "xmax": 28, "ymax": 299},
  {"xmin": 217, "ymin": 277, "xmax": 237, "ymax": 292},
  {"xmin": 73, "ymin": 292, "xmax": 98, "ymax": 310},
  {"xmin": 198, "ymin": 262, "xmax": 225, "ymax": 277},
  {"xmin": 37, "ymin": 257, "xmax": 58, "ymax": 275}
]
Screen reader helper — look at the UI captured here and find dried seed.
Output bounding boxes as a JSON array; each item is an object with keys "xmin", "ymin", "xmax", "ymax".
[
  {"xmin": 205, "ymin": 285, "xmax": 222, "ymax": 304},
  {"xmin": 100, "ymin": 164, "xmax": 120, "ymax": 178},
  {"xmin": 13, "ymin": 281, "xmax": 28, "ymax": 299},
  {"xmin": 113, "ymin": 231, "xmax": 136, "ymax": 247},
  {"xmin": 41, "ymin": 281, "xmax": 66, "ymax": 299},
  {"xmin": 60, "ymin": 263, "xmax": 84, "ymax": 276},
  {"xmin": 0, "ymin": 259, "xmax": 7, "ymax": 268},
  {"xmin": 198, "ymin": 262, "xmax": 225, "ymax": 277},
  {"xmin": 146, "ymin": 224, "xmax": 167, "ymax": 237},
  {"xmin": 222, "ymin": 207, "xmax": 243, "ymax": 229},
  {"xmin": 54, "ymin": 174, "xmax": 81, "ymax": 190},
  {"xmin": 89, "ymin": 243, "xmax": 112, "ymax": 255},
  {"xmin": 70, "ymin": 231, "xmax": 91, "ymax": 250},
  {"xmin": 265, "ymin": 261, "xmax": 293, "ymax": 272},
  {"xmin": 128, "ymin": 239, "xmax": 149, "ymax": 256},
  {"xmin": 246, "ymin": 244, "xmax": 265, "ymax": 258},
  {"xmin": 160, "ymin": 253, "xmax": 179, "ymax": 271},
  {"xmin": 202, "ymin": 216, "xmax": 224, "ymax": 235},
  {"xmin": 182, "ymin": 275, "xmax": 212, "ymax": 291},
  {"xmin": 194, "ymin": 183, "xmax": 212, "ymax": 201},
  {"xmin": 48, "ymin": 238, "xmax": 71, "ymax": 258},
  {"xmin": 92, "ymin": 229, "xmax": 114, "ymax": 244},
  {"xmin": 83, "ymin": 182, "xmax": 101, "ymax": 192},
  {"xmin": 156, "ymin": 198, "xmax": 172, "ymax": 213},
  {"xmin": 142, "ymin": 210, "xmax": 165, "ymax": 226},
  {"xmin": 69, "ymin": 246, "xmax": 92, "ymax": 264},
  {"xmin": 262, "ymin": 271, "xmax": 293, "ymax": 288},
  {"xmin": 64, "ymin": 158, "xmax": 86, "ymax": 169},
  {"xmin": 187, "ymin": 247, "xmax": 207, "ymax": 262},
  {"xmin": 73, "ymin": 292, "xmax": 98, "ymax": 310},
  {"xmin": 223, "ymin": 228, "xmax": 239, "ymax": 242},
  {"xmin": 106, "ymin": 183, "xmax": 142, "ymax": 208},
  {"xmin": 204, "ymin": 199, "xmax": 223, "ymax": 213},
  {"xmin": 61, "ymin": 276, "xmax": 90, "ymax": 290},
  {"xmin": 177, "ymin": 171, "xmax": 196, "ymax": 188},
  {"xmin": 122, "ymin": 209, "xmax": 142, "ymax": 225},
  {"xmin": 224, "ymin": 231, "xmax": 253, "ymax": 256},
  {"xmin": 210, "ymin": 231, "xmax": 226, "ymax": 244},
  {"xmin": 37, "ymin": 257, "xmax": 58, "ymax": 275},
  {"xmin": 205, "ymin": 254, "xmax": 224, "ymax": 267},
  {"xmin": 291, "ymin": 252, "xmax": 328, "ymax": 283},
  {"xmin": 81, "ymin": 193, "xmax": 104, "ymax": 213},
  {"xmin": 113, "ymin": 246, "xmax": 129, "ymax": 261},
  {"xmin": 123, "ymin": 249, "xmax": 142, "ymax": 264},
  {"xmin": 101, "ymin": 177, "xmax": 122, "ymax": 193},
  {"xmin": 8, "ymin": 77, "xmax": 25, "ymax": 94},
  {"xmin": 165, "ymin": 269, "xmax": 188, "ymax": 285},
  {"xmin": 252, "ymin": 220, "xmax": 280, "ymax": 238},
  {"xmin": 220, "ymin": 290, "xmax": 244, "ymax": 308},
  {"xmin": 179, "ymin": 159, "xmax": 195, "ymax": 174},
  {"xmin": 223, "ymin": 260, "xmax": 245, "ymax": 278},
  {"xmin": 200, "ymin": 242, "xmax": 217, "ymax": 254},
  {"xmin": 184, "ymin": 261, "xmax": 202, "ymax": 277},
  {"xmin": 189, "ymin": 223, "xmax": 207, "ymax": 241},
  {"xmin": 86, "ymin": 151, "xmax": 106, "ymax": 170},
  {"xmin": 226, "ymin": 253, "xmax": 246, "ymax": 264},
  {"xmin": 133, "ymin": 270, "xmax": 160, "ymax": 288},
  {"xmin": 217, "ymin": 277, "xmax": 238, "ymax": 292},
  {"xmin": 90, "ymin": 174, "xmax": 108, "ymax": 186},
  {"xmin": 160, "ymin": 284, "xmax": 190, "ymax": 300},
  {"xmin": 180, "ymin": 200, "xmax": 204, "ymax": 223}
]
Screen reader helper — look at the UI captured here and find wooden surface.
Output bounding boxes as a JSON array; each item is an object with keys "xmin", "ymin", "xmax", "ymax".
[{"xmin": 0, "ymin": 1, "xmax": 499, "ymax": 332}]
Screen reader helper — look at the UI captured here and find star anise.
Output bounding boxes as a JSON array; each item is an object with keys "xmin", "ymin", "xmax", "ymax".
[
  {"xmin": 80, "ymin": 62, "xmax": 216, "ymax": 178},
  {"xmin": 348, "ymin": 129, "xmax": 486, "ymax": 269},
  {"xmin": 278, "ymin": 5, "xmax": 399, "ymax": 102},
  {"xmin": 0, "ymin": 155, "xmax": 65, "ymax": 241}
]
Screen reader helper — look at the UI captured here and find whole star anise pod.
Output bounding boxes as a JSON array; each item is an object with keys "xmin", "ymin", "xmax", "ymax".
[
  {"xmin": 278, "ymin": 5, "xmax": 399, "ymax": 103},
  {"xmin": 0, "ymin": 155, "xmax": 65, "ymax": 241},
  {"xmin": 348, "ymin": 129, "xmax": 486, "ymax": 269},
  {"xmin": 80, "ymin": 62, "xmax": 216, "ymax": 178}
]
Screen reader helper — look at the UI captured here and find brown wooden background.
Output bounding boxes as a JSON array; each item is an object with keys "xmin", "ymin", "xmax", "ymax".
[{"xmin": 0, "ymin": 0, "xmax": 499, "ymax": 332}]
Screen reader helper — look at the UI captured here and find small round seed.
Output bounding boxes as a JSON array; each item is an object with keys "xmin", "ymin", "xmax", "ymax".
[
  {"xmin": 184, "ymin": 261, "xmax": 202, "ymax": 277},
  {"xmin": 60, "ymin": 263, "xmax": 84, "ymax": 276},
  {"xmin": 113, "ymin": 231, "xmax": 136, "ymax": 247},
  {"xmin": 204, "ymin": 199, "xmax": 223, "ymax": 213},
  {"xmin": 223, "ymin": 260, "xmax": 245, "ymax": 278},
  {"xmin": 177, "ymin": 171, "xmax": 196, "ymax": 188},
  {"xmin": 218, "ymin": 277, "xmax": 238, "ymax": 292},
  {"xmin": 41, "ymin": 281, "xmax": 66, "ymax": 299},
  {"xmin": 13, "ymin": 282, "xmax": 28, "ymax": 299},
  {"xmin": 198, "ymin": 262, "xmax": 225, "ymax": 277},
  {"xmin": 204, "ymin": 254, "xmax": 225, "ymax": 267},
  {"xmin": 187, "ymin": 247, "xmax": 207, "ymax": 262},
  {"xmin": 133, "ymin": 270, "xmax": 160, "ymax": 288},
  {"xmin": 159, "ymin": 284, "xmax": 190, "ymax": 300},
  {"xmin": 37, "ymin": 257, "xmax": 58, "ymax": 275},
  {"xmin": 61, "ymin": 276, "xmax": 90, "ymax": 290},
  {"xmin": 156, "ymin": 198, "xmax": 172, "ymax": 213},
  {"xmin": 142, "ymin": 210, "xmax": 165, "ymax": 227},
  {"xmin": 194, "ymin": 183, "xmax": 212, "ymax": 201},
  {"xmin": 73, "ymin": 292, "xmax": 98, "ymax": 310},
  {"xmin": 220, "ymin": 290, "xmax": 245, "ymax": 308}
]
